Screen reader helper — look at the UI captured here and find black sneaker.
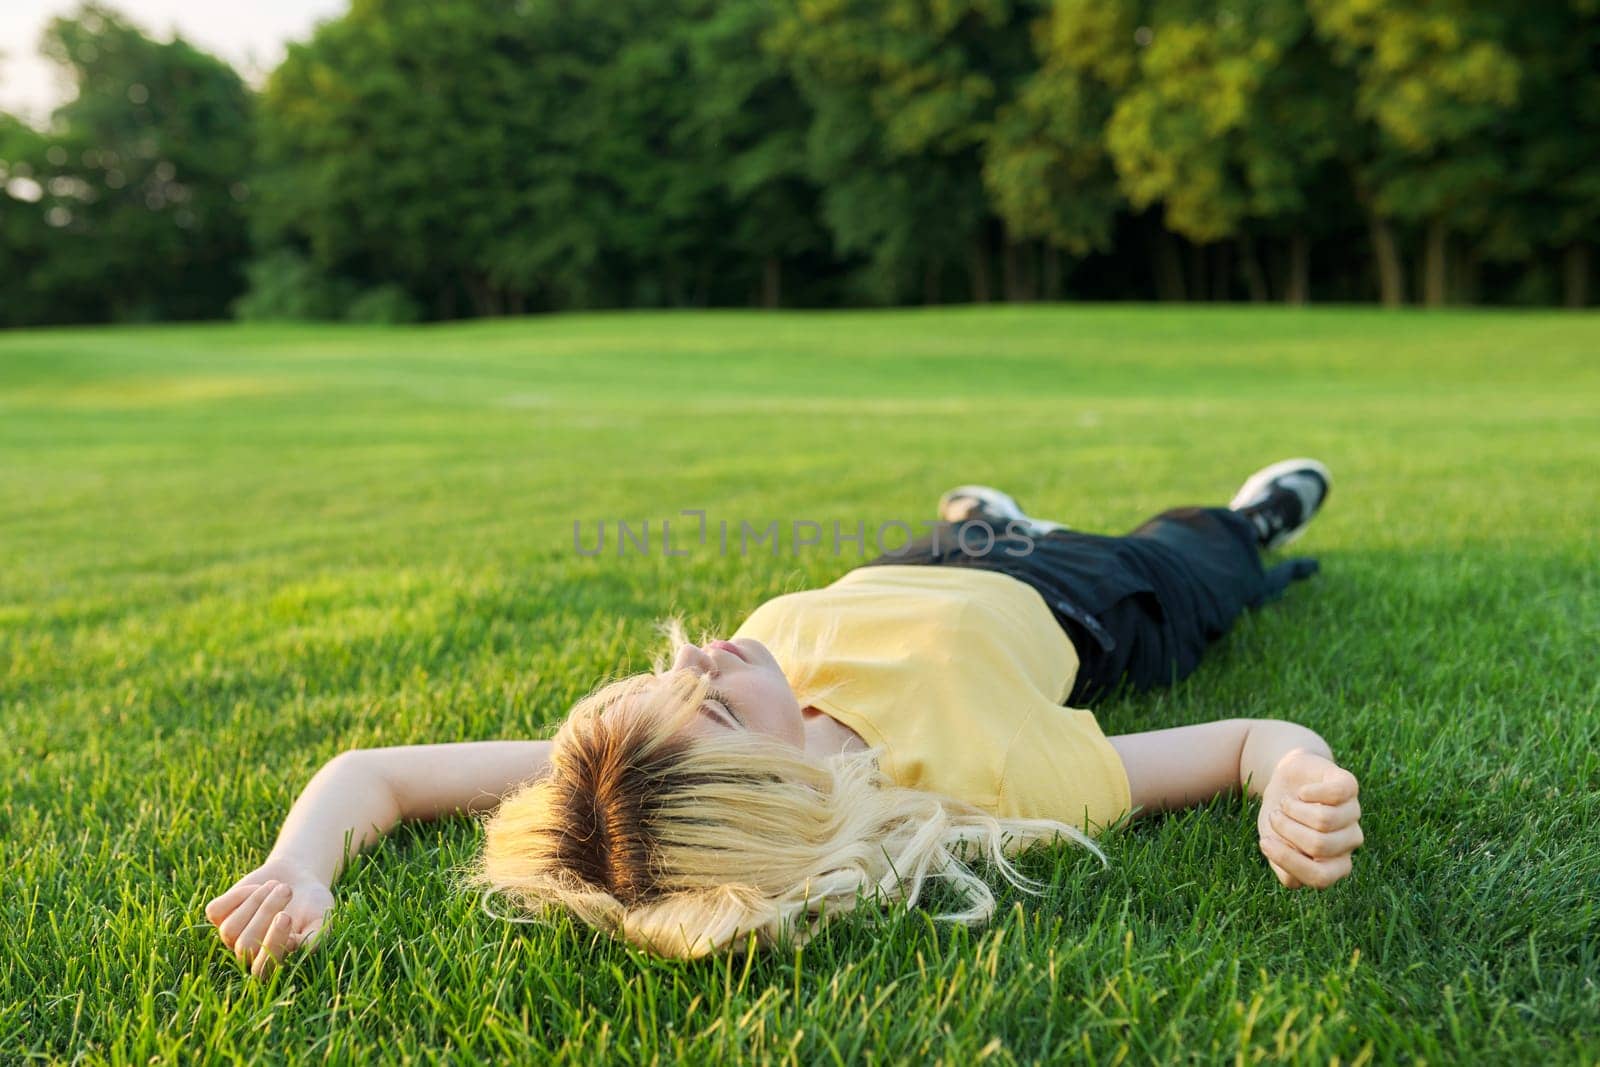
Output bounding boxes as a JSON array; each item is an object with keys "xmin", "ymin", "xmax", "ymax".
[
  {"xmin": 1229, "ymin": 459, "xmax": 1331, "ymax": 550},
  {"xmin": 936, "ymin": 484, "xmax": 1067, "ymax": 535}
]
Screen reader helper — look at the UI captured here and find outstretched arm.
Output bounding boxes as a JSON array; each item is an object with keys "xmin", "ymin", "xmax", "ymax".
[
  {"xmin": 205, "ymin": 740, "xmax": 552, "ymax": 977},
  {"xmin": 1108, "ymin": 720, "xmax": 1363, "ymax": 889}
]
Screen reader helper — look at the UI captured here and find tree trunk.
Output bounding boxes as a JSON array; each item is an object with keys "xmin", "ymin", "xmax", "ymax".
[
  {"xmin": 762, "ymin": 256, "xmax": 781, "ymax": 309},
  {"xmin": 1368, "ymin": 212, "xmax": 1406, "ymax": 307},
  {"xmin": 1212, "ymin": 242, "xmax": 1231, "ymax": 301},
  {"xmin": 1019, "ymin": 242, "xmax": 1039, "ymax": 302},
  {"xmin": 1042, "ymin": 245, "xmax": 1062, "ymax": 301},
  {"xmin": 1565, "ymin": 244, "xmax": 1591, "ymax": 308},
  {"xmin": 970, "ymin": 230, "xmax": 992, "ymax": 303},
  {"xmin": 693, "ymin": 259, "xmax": 711, "ymax": 307},
  {"xmin": 1286, "ymin": 233, "xmax": 1311, "ymax": 305},
  {"xmin": 1453, "ymin": 246, "xmax": 1480, "ymax": 306},
  {"xmin": 1152, "ymin": 227, "xmax": 1186, "ymax": 301},
  {"xmin": 1238, "ymin": 235, "xmax": 1269, "ymax": 302},
  {"xmin": 1002, "ymin": 238, "xmax": 1022, "ymax": 302},
  {"xmin": 465, "ymin": 275, "xmax": 495, "ymax": 317},
  {"xmin": 1423, "ymin": 220, "xmax": 1450, "ymax": 307},
  {"xmin": 1188, "ymin": 242, "xmax": 1209, "ymax": 303},
  {"xmin": 922, "ymin": 261, "xmax": 941, "ymax": 305},
  {"xmin": 1265, "ymin": 240, "xmax": 1286, "ymax": 301}
]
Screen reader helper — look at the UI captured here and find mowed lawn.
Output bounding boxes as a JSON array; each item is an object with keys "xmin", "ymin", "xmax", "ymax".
[{"xmin": 2, "ymin": 307, "xmax": 1597, "ymax": 1064}]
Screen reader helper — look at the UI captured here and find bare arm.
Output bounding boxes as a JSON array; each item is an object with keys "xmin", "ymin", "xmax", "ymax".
[
  {"xmin": 262, "ymin": 741, "xmax": 553, "ymax": 885},
  {"xmin": 1108, "ymin": 718, "xmax": 1331, "ymax": 811},
  {"xmin": 205, "ymin": 740, "xmax": 552, "ymax": 976},
  {"xmin": 1108, "ymin": 719, "xmax": 1363, "ymax": 890}
]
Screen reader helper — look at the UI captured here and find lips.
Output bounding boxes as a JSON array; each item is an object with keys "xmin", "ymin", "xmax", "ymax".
[{"xmin": 709, "ymin": 640, "xmax": 747, "ymax": 663}]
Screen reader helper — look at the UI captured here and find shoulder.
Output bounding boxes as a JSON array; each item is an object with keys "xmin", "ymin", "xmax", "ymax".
[{"xmin": 996, "ymin": 704, "xmax": 1132, "ymax": 831}]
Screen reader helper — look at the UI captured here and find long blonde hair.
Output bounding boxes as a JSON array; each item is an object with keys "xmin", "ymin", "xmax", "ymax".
[{"xmin": 469, "ymin": 616, "xmax": 1105, "ymax": 958}]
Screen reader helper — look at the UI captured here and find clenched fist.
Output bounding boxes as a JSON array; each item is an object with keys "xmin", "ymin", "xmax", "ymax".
[{"xmin": 1257, "ymin": 749, "xmax": 1363, "ymax": 889}]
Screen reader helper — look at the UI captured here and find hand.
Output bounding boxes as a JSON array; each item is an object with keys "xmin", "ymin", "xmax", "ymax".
[
  {"xmin": 1256, "ymin": 749, "xmax": 1363, "ymax": 889},
  {"xmin": 205, "ymin": 858, "xmax": 335, "ymax": 978}
]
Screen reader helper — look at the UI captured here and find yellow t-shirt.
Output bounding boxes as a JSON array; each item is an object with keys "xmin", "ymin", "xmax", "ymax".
[{"xmin": 731, "ymin": 564, "xmax": 1131, "ymax": 832}]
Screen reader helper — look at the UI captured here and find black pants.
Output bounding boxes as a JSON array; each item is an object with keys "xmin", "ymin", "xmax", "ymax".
[{"xmin": 859, "ymin": 507, "xmax": 1319, "ymax": 705}]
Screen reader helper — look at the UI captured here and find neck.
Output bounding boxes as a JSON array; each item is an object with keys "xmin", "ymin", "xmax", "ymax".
[{"xmin": 801, "ymin": 703, "xmax": 868, "ymax": 757}]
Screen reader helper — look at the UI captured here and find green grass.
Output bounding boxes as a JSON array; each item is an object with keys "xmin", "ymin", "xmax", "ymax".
[{"xmin": 2, "ymin": 306, "xmax": 1598, "ymax": 1064}]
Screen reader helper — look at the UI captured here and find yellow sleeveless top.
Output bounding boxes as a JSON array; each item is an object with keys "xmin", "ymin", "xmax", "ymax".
[{"xmin": 731, "ymin": 565, "xmax": 1131, "ymax": 832}]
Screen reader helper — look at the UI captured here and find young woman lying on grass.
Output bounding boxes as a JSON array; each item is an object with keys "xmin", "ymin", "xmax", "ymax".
[{"xmin": 207, "ymin": 459, "xmax": 1363, "ymax": 975}]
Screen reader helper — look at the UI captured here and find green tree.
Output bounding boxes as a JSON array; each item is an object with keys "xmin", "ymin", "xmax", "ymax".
[
  {"xmin": 1012, "ymin": 0, "xmax": 1353, "ymax": 304},
  {"xmin": 0, "ymin": 4, "xmax": 252, "ymax": 324},
  {"xmin": 0, "ymin": 115, "xmax": 68, "ymax": 326},
  {"xmin": 254, "ymin": 0, "xmax": 790, "ymax": 317},
  {"xmin": 982, "ymin": 0, "xmax": 1124, "ymax": 296},
  {"xmin": 680, "ymin": 0, "xmax": 833, "ymax": 307},
  {"xmin": 253, "ymin": 0, "xmax": 559, "ymax": 317},
  {"xmin": 1109, "ymin": 3, "xmax": 1351, "ymax": 303},
  {"xmin": 1543, "ymin": 0, "xmax": 1600, "ymax": 307},
  {"xmin": 1310, "ymin": 0, "xmax": 1521, "ymax": 306},
  {"xmin": 1483, "ymin": 0, "xmax": 1600, "ymax": 307},
  {"xmin": 581, "ymin": 0, "xmax": 738, "ymax": 309},
  {"xmin": 769, "ymin": 0, "xmax": 1045, "ymax": 303}
]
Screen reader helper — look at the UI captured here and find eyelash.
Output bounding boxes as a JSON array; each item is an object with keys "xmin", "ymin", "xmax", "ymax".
[{"xmin": 707, "ymin": 688, "xmax": 743, "ymax": 727}]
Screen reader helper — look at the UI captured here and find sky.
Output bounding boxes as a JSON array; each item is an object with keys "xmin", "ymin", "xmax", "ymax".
[{"xmin": 0, "ymin": 0, "xmax": 347, "ymax": 122}]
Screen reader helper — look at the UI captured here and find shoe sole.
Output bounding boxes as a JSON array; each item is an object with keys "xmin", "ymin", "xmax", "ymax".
[
  {"xmin": 1228, "ymin": 457, "xmax": 1331, "ymax": 548},
  {"xmin": 938, "ymin": 484, "xmax": 1027, "ymax": 524}
]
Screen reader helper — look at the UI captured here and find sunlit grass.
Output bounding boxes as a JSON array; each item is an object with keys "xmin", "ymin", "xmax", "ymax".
[{"xmin": 3, "ymin": 306, "xmax": 1598, "ymax": 1062}]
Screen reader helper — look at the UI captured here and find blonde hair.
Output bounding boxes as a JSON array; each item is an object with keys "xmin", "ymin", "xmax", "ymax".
[{"xmin": 469, "ymin": 616, "xmax": 1105, "ymax": 958}]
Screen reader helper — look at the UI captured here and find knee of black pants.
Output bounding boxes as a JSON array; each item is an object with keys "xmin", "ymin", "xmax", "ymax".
[{"xmin": 1131, "ymin": 507, "xmax": 1261, "ymax": 569}]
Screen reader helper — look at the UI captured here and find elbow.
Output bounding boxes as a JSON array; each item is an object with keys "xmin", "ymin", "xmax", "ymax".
[
  {"xmin": 1241, "ymin": 715, "xmax": 1322, "ymax": 735},
  {"xmin": 1245, "ymin": 718, "xmax": 1333, "ymax": 757},
  {"xmin": 324, "ymin": 748, "xmax": 380, "ymax": 778},
  {"xmin": 326, "ymin": 748, "xmax": 366, "ymax": 769},
  {"xmin": 1220, "ymin": 716, "xmax": 1303, "ymax": 732}
]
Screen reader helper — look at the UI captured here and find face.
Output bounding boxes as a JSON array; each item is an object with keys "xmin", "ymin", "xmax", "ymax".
[{"xmin": 658, "ymin": 637, "xmax": 805, "ymax": 749}]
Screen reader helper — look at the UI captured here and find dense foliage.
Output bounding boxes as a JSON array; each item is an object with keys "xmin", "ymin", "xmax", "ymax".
[
  {"xmin": 2, "ymin": 0, "xmax": 1597, "ymax": 324},
  {"xmin": 1, "ymin": 5, "xmax": 253, "ymax": 325}
]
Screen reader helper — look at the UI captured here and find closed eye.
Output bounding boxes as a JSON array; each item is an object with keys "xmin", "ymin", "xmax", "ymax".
[
  {"xmin": 704, "ymin": 691, "xmax": 743, "ymax": 728},
  {"xmin": 696, "ymin": 703, "xmax": 735, "ymax": 728}
]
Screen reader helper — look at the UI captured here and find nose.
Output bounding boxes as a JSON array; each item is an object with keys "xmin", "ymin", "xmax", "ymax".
[{"xmin": 671, "ymin": 643, "xmax": 715, "ymax": 676}]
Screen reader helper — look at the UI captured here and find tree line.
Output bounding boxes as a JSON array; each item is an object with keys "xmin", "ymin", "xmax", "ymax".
[{"xmin": 2, "ymin": 0, "xmax": 1596, "ymax": 327}]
